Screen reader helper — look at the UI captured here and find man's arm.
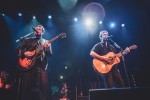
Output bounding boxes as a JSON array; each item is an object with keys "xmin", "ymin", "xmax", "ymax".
[
  {"xmin": 90, "ymin": 51, "xmax": 108, "ymax": 61},
  {"xmin": 16, "ymin": 39, "xmax": 35, "ymax": 57}
]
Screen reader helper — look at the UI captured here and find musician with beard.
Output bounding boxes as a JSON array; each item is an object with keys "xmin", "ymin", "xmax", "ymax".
[{"xmin": 16, "ymin": 25, "xmax": 52, "ymax": 100}]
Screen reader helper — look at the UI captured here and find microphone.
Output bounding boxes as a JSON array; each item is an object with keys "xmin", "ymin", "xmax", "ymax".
[
  {"xmin": 106, "ymin": 35, "xmax": 113, "ymax": 41},
  {"xmin": 107, "ymin": 35, "xmax": 113, "ymax": 38},
  {"xmin": 32, "ymin": 27, "xmax": 38, "ymax": 33}
]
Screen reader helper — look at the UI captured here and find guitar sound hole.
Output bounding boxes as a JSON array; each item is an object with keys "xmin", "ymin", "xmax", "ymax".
[{"xmin": 107, "ymin": 57, "xmax": 114, "ymax": 64}]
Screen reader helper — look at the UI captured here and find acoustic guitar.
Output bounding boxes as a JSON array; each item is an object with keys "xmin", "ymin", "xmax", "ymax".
[
  {"xmin": 93, "ymin": 45, "xmax": 137, "ymax": 74},
  {"xmin": 18, "ymin": 33, "xmax": 66, "ymax": 70}
]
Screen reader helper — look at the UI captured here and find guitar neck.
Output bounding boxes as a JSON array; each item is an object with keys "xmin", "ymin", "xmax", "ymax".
[
  {"xmin": 36, "ymin": 35, "xmax": 60, "ymax": 53},
  {"xmin": 116, "ymin": 45, "xmax": 137, "ymax": 58},
  {"xmin": 115, "ymin": 51, "xmax": 126, "ymax": 58},
  {"xmin": 48, "ymin": 35, "xmax": 59, "ymax": 43}
]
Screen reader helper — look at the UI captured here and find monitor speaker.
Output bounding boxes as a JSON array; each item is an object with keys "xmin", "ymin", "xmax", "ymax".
[{"xmin": 89, "ymin": 88, "xmax": 149, "ymax": 100}]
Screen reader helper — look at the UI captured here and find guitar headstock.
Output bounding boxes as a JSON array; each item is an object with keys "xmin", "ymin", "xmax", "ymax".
[
  {"xmin": 129, "ymin": 45, "xmax": 138, "ymax": 50},
  {"xmin": 58, "ymin": 33, "xmax": 66, "ymax": 38},
  {"xmin": 123, "ymin": 45, "xmax": 137, "ymax": 54}
]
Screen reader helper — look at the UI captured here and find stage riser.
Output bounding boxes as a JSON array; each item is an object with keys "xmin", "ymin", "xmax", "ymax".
[
  {"xmin": 89, "ymin": 88, "xmax": 150, "ymax": 100},
  {"xmin": 78, "ymin": 96, "xmax": 88, "ymax": 100}
]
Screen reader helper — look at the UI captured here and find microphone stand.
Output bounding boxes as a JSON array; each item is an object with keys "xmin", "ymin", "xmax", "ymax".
[
  {"xmin": 109, "ymin": 38, "xmax": 131, "ymax": 88},
  {"xmin": 16, "ymin": 32, "xmax": 33, "ymax": 43},
  {"xmin": 15, "ymin": 32, "xmax": 33, "ymax": 100}
]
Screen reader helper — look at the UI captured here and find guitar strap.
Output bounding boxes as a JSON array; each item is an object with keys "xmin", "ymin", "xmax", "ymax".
[{"xmin": 109, "ymin": 44, "xmax": 117, "ymax": 53}]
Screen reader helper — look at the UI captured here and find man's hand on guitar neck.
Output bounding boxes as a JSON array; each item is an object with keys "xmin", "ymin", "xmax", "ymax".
[
  {"xmin": 44, "ymin": 42, "xmax": 51, "ymax": 48},
  {"xmin": 123, "ymin": 47, "xmax": 130, "ymax": 55},
  {"xmin": 24, "ymin": 50, "xmax": 36, "ymax": 57},
  {"xmin": 125, "ymin": 47, "xmax": 130, "ymax": 53}
]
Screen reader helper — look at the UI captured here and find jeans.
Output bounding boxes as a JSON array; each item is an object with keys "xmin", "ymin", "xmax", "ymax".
[{"xmin": 20, "ymin": 67, "xmax": 51, "ymax": 100}]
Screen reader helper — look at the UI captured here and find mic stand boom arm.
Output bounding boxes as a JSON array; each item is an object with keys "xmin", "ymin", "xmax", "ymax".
[{"xmin": 16, "ymin": 32, "xmax": 33, "ymax": 43}]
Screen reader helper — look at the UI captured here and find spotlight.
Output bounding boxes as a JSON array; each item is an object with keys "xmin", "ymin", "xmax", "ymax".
[
  {"xmin": 74, "ymin": 18, "xmax": 78, "ymax": 21},
  {"xmin": 33, "ymin": 16, "xmax": 36, "ymax": 19},
  {"xmin": 2, "ymin": 14, "xmax": 5, "ymax": 16},
  {"xmin": 18, "ymin": 13, "xmax": 22, "ymax": 16},
  {"xmin": 60, "ymin": 75, "xmax": 64, "ymax": 80},
  {"xmin": 99, "ymin": 21, "xmax": 102, "ymax": 24},
  {"xmin": 65, "ymin": 66, "xmax": 68, "ymax": 69},
  {"xmin": 110, "ymin": 22, "xmax": 116, "ymax": 28},
  {"xmin": 48, "ymin": 15, "xmax": 52, "ymax": 19},
  {"xmin": 121, "ymin": 24, "xmax": 125, "ymax": 27},
  {"xmin": 84, "ymin": 18, "xmax": 93, "ymax": 27},
  {"xmin": 83, "ymin": 18, "xmax": 97, "ymax": 32}
]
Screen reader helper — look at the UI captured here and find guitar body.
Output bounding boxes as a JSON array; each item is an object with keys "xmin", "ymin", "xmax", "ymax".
[
  {"xmin": 18, "ymin": 57, "xmax": 35, "ymax": 70},
  {"xmin": 93, "ymin": 52, "xmax": 120, "ymax": 74}
]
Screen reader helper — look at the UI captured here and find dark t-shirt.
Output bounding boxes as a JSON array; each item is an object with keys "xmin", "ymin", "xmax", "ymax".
[{"xmin": 91, "ymin": 42, "xmax": 117, "ymax": 56}]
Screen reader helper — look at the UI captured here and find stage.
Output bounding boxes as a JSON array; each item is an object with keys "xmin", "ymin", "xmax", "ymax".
[{"xmin": 0, "ymin": 87, "xmax": 149, "ymax": 100}]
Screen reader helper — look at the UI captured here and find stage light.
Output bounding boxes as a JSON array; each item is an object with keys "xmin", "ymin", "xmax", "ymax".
[
  {"xmin": 60, "ymin": 75, "xmax": 64, "ymax": 80},
  {"xmin": 48, "ymin": 15, "xmax": 52, "ymax": 19},
  {"xmin": 110, "ymin": 22, "xmax": 116, "ymax": 28},
  {"xmin": 99, "ymin": 20, "xmax": 102, "ymax": 24},
  {"xmin": 74, "ymin": 17, "xmax": 78, "ymax": 21},
  {"xmin": 65, "ymin": 66, "xmax": 68, "ymax": 69},
  {"xmin": 121, "ymin": 24, "xmax": 125, "ymax": 27},
  {"xmin": 82, "ymin": 18, "xmax": 97, "ymax": 33},
  {"xmin": 18, "ymin": 13, "xmax": 22, "ymax": 16},
  {"xmin": 84, "ymin": 18, "xmax": 93, "ymax": 27},
  {"xmin": 2, "ymin": 14, "xmax": 5, "ymax": 16},
  {"xmin": 33, "ymin": 16, "xmax": 36, "ymax": 19},
  {"xmin": 57, "ymin": 0, "xmax": 78, "ymax": 12}
]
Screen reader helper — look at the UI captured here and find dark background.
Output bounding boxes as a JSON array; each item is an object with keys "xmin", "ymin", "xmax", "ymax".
[{"xmin": 0, "ymin": 0, "xmax": 150, "ymax": 99}]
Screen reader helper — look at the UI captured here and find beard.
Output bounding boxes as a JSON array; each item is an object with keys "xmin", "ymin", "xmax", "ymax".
[{"xmin": 35, "ymin": 34, "xmax": 42, "ymax": 38}]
